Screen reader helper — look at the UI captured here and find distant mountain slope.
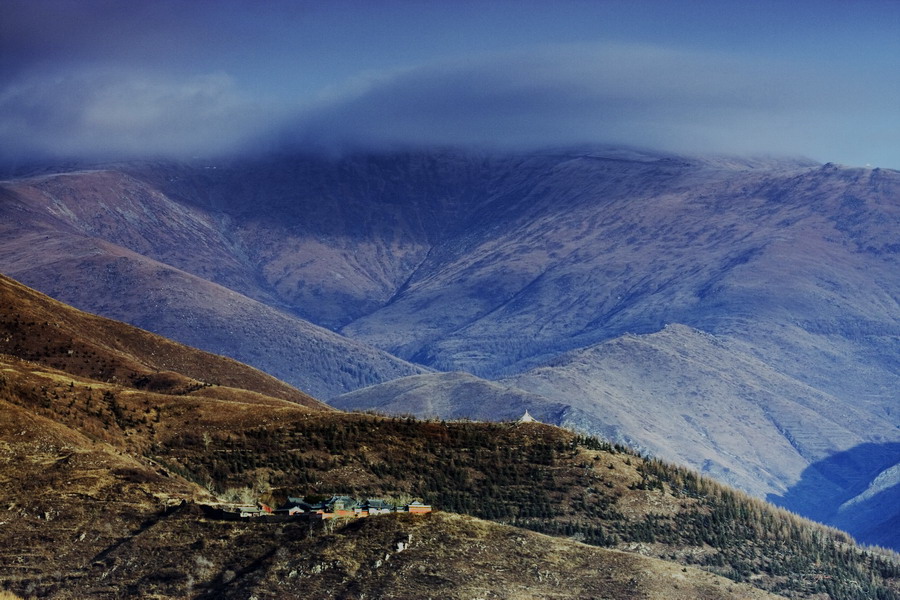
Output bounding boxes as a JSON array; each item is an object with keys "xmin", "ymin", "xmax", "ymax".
[
  {"xmin": 122, "ymin": 153, "xmax": 516, "ymax": 328},
  {"xmin": 506, "ymin": 324, "xmax": 898, "ymax": 496},
  {"xmin": 770, "ymin": 443, "xmax": 900, "ymax": 550},
  {"xmin": 343, "ymin": 159, "xmax": 900, "ymax": 404},
  {"xmin": 834, "ymin": 472, "xmax": 900, "ymax": 550},
  {"xmin": 0, "ymin": 171, "xmax": 427, "ymax": 398},
  {"xmin": 3, "ymin": 151, "xmax": 897, "ymax": 406},
  {"xmin": 331, "ymin": 371, "xmax": 568, "ymax": 422},
  {"xmin": 135, "ymin": 152, "xmax": 899, "ymax": 422}
]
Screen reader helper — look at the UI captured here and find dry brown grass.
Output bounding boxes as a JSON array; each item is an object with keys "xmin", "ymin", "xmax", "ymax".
[
  {"xmin": 235, "ymin": 511, "xmax": 785, "ymax": 600},
  {"xmin": 0, "ymin": 273, "xmax": 326, "ymax": 409}
]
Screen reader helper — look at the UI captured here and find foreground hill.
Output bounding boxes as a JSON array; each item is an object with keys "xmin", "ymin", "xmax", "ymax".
[
  {"xmin": 2, "ymin": 353, "xmax": 897, "ymax": 599},
  {"xmin": 80, "ymin": 509, "xmax": 783, "ymax": 600},
  {"xmin": 1, "ymin": 277, "xmax": 898, "ymax": 600}
]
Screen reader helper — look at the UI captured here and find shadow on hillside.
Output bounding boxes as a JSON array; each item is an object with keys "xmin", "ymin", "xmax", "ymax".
[{"xmin": 767, "ymin": 442, "xmax": 900, "ymax": 548}]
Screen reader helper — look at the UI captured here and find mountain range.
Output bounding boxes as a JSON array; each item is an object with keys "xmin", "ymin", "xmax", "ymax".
[{"xmin": 1, "ymin": 147, "xmax": 898, "ymax": 548}]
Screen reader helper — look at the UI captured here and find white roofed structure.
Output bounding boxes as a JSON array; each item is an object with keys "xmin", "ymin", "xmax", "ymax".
[{"xmin": 517, "ymin": 409, "xmax": 537, "ymax": 423}]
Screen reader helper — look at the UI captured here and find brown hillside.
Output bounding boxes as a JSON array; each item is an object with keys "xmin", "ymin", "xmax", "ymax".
[
  {"xmin": 0, "ymin": 272, "xmax": 326, "ymax": 409},
  {"xmin": 2, "ymin": 350, "xmax": 897, "ymax": 599},
  {"xmin": 0, "ymin": 276, "xmax": 897, "ymax": 599},
  {"xmin": 0, "ymin": 393, "xmax": 203, "ymax": 597},
  {"xmin": 58, "ymin": 509, "xmax": 784, "ymax": 600},
  {"xmin": 0, "ymin": 357, "xmax": 786, "ymax": 600}
]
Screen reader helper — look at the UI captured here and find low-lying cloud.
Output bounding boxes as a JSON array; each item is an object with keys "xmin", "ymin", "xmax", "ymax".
[
  {"xmin": 288, "ymin": 43, "xmax": 899, "ymax": 165},
  {"xmin": 2, "ymin": 41, "xmax": 898, "ymax": 167},
  {"xmin": 0, "ymin": 68, "xmax": 275, "ymax": 162},
  {"xmin": 290, "ymin": 45, "xmax": 757, "ymax": 149}
]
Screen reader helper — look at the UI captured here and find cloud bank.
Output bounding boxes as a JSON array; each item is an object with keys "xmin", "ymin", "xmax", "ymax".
[
  {"xmin": 0, "ymin": 68, "xmax": 276, "ymax": 161},
  {"xmin": 1, "ymin": 26, "xmax": 898, "ymax": 167},
  {"xmin": 287, "ymin": 44, "xmax": 899, "ymax": 165}
]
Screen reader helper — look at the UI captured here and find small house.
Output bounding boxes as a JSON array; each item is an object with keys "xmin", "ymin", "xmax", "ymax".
[
  {"xmin": 238, "ymin": 505, "xmax": 265, "ymax": 518},
  {"xmin": 363, "ymin": 498, "xmax": 394, "ymax": 515},
  {"xmin": 276, "ymin": 497, "xmax": 313, "ymax": 516},
  {"xmin": 406, "ymin": 501, "xmax": 432, "ymax": 514}
]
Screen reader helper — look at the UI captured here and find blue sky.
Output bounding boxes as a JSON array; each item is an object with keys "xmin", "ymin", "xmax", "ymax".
[{"xmin": 2, "ymin": 0, "xmax": 899, "ymax": 167}]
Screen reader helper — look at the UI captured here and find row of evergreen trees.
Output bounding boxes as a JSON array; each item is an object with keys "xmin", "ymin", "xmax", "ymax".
[{"xmin": 152, "ymin": 413, "xmax": 899, "ymax": 600}]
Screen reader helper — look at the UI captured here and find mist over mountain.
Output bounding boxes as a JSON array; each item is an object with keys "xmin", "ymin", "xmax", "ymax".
[
  {"xmin": 1, "ymin": 146, "xmax": 898, "ymax": 549},
  {"xmin": 3, "ymin": 2, "xmax": 900, "ymax": 169}
]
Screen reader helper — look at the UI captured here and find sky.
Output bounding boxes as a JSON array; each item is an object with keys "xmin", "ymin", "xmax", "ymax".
[{"xmin": 2, "ymin": 0, "xmax": 900, "ymax": 168}]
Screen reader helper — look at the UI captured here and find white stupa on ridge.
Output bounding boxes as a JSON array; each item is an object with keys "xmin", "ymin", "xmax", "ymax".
[{"xmin": 517, "ymin": 409, "xmax": 537, "ymax": 424}]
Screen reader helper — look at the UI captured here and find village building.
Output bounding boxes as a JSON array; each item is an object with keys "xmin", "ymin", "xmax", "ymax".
[
  {"xmin": 319, "ymin": 495, "xmax": 359, "ymax": 518},
  {"xmin": 237, "ymin": 502, "xmax": 272, "ymax": 518},
  {"xmin": 204, "ymin": 495, "xmax": 430, "ymax": 521},
  {"xmin": 275, "ymin": 497, "xmax": 313, "ymax": 516},
  {"xmin": 406, "ymin": 500, "xmax": 432, "ymax": 514},
  {"xmin": 362, "ymin": 498, "xmax": 394, "ymax": 515}
]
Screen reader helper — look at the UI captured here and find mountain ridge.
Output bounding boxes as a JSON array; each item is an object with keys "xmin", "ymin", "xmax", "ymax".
[
  {"xmin": 2, "ymin": 147, "xmax": 898, "ymax": 548},
  {"xmin": 0, "ymin": 170, "xmax": 428, "ymax": 398}
]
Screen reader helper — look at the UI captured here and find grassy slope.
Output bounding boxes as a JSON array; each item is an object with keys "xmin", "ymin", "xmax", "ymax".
[
  {"xmin": 3, "ymin": 350, "xmax": 896, "ymax": 598},
  {"xmin": 4, "ymin": 357, "xmax": 897, "ymax": 599},
  {"xmin": 150, "ymin": 411, "xmax": 900, "ymax": 599},
  {"xmin": 0, "ymin": 358, "xmax": 790, "ymax": 600},
  {"xmin": 0, "ymin": 273, "xmax": 325, "ymax": 408}
]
